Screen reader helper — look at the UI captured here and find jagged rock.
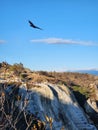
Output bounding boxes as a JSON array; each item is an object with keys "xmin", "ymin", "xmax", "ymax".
[
  {"xmin": 89, "ymin": 83, "xmax": 98, "ymax": 98},
  {"xmin": 84, "ymin": 98, "xmax": 98, "ymax": 128},
  {"xmin": 1, "ymin": 82, "xmax": 96, "ymax": 130},
  {"xmin": 85, "ymin": 98, "xmax": 98, "ymax": 113}
]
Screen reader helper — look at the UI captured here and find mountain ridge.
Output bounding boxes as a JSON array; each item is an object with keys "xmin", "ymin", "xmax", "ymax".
[{"xmin": 73, "ymin": 69, "xmax": 98, "ymax": 76}]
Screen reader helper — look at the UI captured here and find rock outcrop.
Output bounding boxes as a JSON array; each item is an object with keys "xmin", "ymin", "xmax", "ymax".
[
  {"xmin": 84, "ymin": 82, "xmax": 98, "ymax": 129},
  {"xmin": 0, "ymin": 81, "xmax": 97, "ymax": 130},
  {"xmin": 0, "ymin": 62, "xmax": 98, "ymax": 129}
]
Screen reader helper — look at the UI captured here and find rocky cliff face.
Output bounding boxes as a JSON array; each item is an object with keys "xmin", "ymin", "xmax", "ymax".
[
  {"xmin": 84, "ymin": 82, "xmax": 98, "ymax": 128},
  {"xmin": 0, "ymin": 62, "xmax": 98, "ymax": 129},
  {"xmin": 0, "ymin": 81, "xmax": 97, "ymax": 130}
]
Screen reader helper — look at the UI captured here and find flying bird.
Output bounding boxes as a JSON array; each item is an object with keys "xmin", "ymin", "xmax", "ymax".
[{"xmin": 28, "ymin": 20, "xmax": 42, "ymax": 30}]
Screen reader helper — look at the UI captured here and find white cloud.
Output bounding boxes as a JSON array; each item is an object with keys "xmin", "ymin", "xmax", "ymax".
[
  {"xmin": 0, "ymin": 40, "xmax": 6, "ymax": 44},
  {"xmin": 31, "ymin": 37, "xmax": 97, "ymax": 46}
]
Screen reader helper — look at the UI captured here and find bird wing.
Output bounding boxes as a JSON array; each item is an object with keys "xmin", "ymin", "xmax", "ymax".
[
  {"xmin": 28, "ymin": 20, "xmax": 35, "ymax": 27},
  {"xmin": 28, "ymin": 20, "xmax": 42, "ymax": 30},
  {"xmin": 35, "ymin": 26, "xmax": 42, "ymax": 30}
]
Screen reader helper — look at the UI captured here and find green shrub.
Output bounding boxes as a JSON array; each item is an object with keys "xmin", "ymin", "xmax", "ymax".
[{"xmin": 72, "ymin": 86, "xmax": 90, "ymax": 98}]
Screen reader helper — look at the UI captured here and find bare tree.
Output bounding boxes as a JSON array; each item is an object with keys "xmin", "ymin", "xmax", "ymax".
[{"xmin": 0, "ymin": 83, "xmax": 45, "ymax": 130}]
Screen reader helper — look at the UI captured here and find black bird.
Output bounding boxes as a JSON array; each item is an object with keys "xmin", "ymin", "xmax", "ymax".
[{"xmin": 28, "ymin": 20, "xmax": 42, "ymax": 30}]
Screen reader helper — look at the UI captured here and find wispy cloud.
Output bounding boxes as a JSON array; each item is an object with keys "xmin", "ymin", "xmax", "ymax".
[
  {"xmin": 31, "ymin": 37, "xmax": 97, "ymax": 46},
  {"xmin": 0, "ymin": 40, "xmax": 6, "ymax": 44}
]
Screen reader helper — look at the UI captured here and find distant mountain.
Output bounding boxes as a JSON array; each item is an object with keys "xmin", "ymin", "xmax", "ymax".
[{"xmin": 76, "ymin": 69, "xmax": 98, "ymax": 76}]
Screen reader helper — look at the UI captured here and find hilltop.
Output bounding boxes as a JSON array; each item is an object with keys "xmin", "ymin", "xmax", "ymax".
[
  {"xmin": 0, "ymin": 62, "xmax": 98, "ymax": 86},
  {"xmin": 0, "ymin": 62, "xmax": 98, "ymax": 129},
  {"xmin": 0, "ymin": 62, "xmax": 98, "ymax": 99}
]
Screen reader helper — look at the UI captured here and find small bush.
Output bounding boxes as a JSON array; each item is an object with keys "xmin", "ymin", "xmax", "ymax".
[
  {"xmin": 9, "ymin": 63, "xmax": 24, "ymax": 76},
  {"xmin": 72, "ymin": 86, "xmax": 90, "ymax": 98}
]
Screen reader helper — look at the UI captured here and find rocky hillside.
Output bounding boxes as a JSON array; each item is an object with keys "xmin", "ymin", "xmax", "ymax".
[{"xmin": 0, "ymin": 62, "xmax": 98, "ymax": 129}]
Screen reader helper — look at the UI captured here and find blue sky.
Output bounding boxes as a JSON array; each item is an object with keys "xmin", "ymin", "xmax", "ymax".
[{"xmin": 0, "ymin": 0, "xmax": 98, "ymax": 71}]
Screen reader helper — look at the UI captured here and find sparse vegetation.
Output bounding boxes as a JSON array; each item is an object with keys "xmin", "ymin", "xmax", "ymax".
[
  {"xmin": 72, "ymin": 86, "xmax": 90, "ymax": 99},
  {"xmin": 9, "ymin": 63, "xmax": 24, "ymax": 76}
]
